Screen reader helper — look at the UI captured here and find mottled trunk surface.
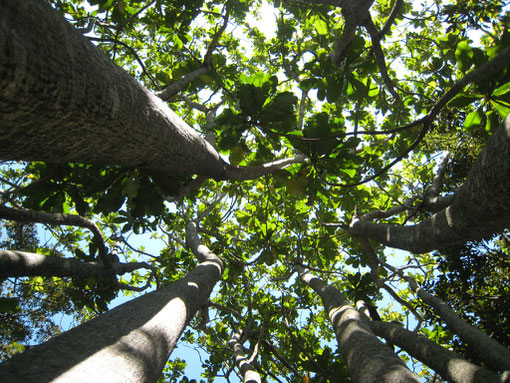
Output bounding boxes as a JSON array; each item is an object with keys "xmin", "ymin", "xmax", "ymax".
[
  {"xmin": 414, "ymin": 287, "xmax": 510, "ymax": 371},
  {"xmin": 0, "ymin": 261, "xmax": 222, "ymax": 383},
  {"xmin": 370, "ymin": 321, "xmax": 504, "ymax": 383},
  {"xmin": 0, "ymin": 250, "xmax": 147, "ymax": 279},
  {"xmin": 299, "ymin": 271, "xmax": 420, "ymax": 383},
  {"xmin": 351, "ymin": 115, "xmax": 510, "ymax": 253},
  {"xmin": 0, "ymin": 0, "xmax": 226, "ymax": 178}
]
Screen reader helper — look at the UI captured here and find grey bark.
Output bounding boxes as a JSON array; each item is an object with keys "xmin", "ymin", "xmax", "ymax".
[
  {"xmin": 0, "ymin": 250, "xmax": 150, "ymax": 279},
  {"xmin": 350, "ymin": 115, "xmax": 510, "ymax": 253},
  {"xmin": 0, "ymin": 0, "xmax": 226, "ymax": 179},
  {"xmin": 224, "ymin": 155, "xmax": 307, "ymax": 180},
  {"xmin": 0, "ymin": 259, "xmax": 223, "ymax": 383},
  {"xmin": 0, "ymin": 218, "xmax": 223, "ymax": 382},
  {"xmin": 156, "ymin": 66, "xmax": 209, "ymax": 101},
  {"xmin": 228, "ymin": 330, "xmax": 261, "ymax": 383},
  {"xmin": 369, "ymin": 321, "xmax": 505, "ymax": 383},
  {"xmin": 331, "ymin": 0, "xmax": 375, "ymax": 64},
  {"xmin": 0, "ymin": 205, "xmax": 109, "ymax": 268},
  {"xmin": 297, "ymin": 268, "xmax": 420, "ymax": 383},
  {"xmin": 405, "ymin": 278, "xmax": 510, "ymax": 372}
]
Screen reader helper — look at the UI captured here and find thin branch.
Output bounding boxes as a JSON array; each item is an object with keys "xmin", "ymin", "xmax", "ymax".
[
  {"xmin": 203, "ymin": 5, "xmax": 230, "ymax": 65},
  {"xmin": 0, "ymin": 205, "xmax": 110, "ymax": 269},
  {"xmin": 209, "ymin": 301, "xmax": 243, "ymax": 321},
  {"xmin": 380, "ymin": 0, "xmax": 403, "ymax": 37},
  {"xmin": 225, "ymin": 154, "xmax": 307, "ymax": 181},
  {"xmin": 283, "ymin": 317, "xmax": 331, "ymax": 379},
  {"xmin": 363, "ymin": 16, "xmax": 401, "ymax": 104},
  {"xmin": 156, "ymin": 66, "xmax": 209, "ymax": 101},
  {"xmin": 195, "ymin": 191, "xmax": 227, "ymax": 223},
  {"xmin": 185, "ymin": 220, "xmax": 224, "ymax": 269},
  {"xmin": 258, "ymin": 338, "xmax": 303, "ymax": 379}
]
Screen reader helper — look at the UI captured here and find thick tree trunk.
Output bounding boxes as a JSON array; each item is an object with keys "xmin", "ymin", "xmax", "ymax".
[
  {"xmin": 0, "ymin": 250, "xmax": 150, "ymax": 279},
  {"xmin": 369, "ymin": 321, "xmax": 505, "ymax": 383},
  {"xmin": 0, "ymin": 259, "xmax": 222, "ymax": 383},
  {"xmin": 0, "ymin": 0, "xmax": 226, "ymax": 178},
  {"xmin": 350, "ymin": 115, "xmax": 510, "ymax": 253},
  {"xmin": 298, "ymin": 268, "xmax": 420, "ymax": 383}
]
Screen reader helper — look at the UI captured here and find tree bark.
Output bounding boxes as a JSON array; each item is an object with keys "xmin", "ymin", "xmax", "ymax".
[
  {"xmin": 0, "ymin": 205, "xmax": 110, "ymax": 268},
  {"xmin": 228, "ymin": 330, "xmax": 261, "ymax": 383},
  {"xmin": 0, "ymin": 219, "xmax": 223, "ymax": 382},
  {"xmin": 369, "ymin": 321, "xmax": 505, "ymax": 383},
  {"xmin": 297, "ymin": 268, "xmax": 420, "ymax": 383},
  {"xmin": 156, "ymin": 66, "xmax": 209, "ymax": 101},
  {"xmin": 0, "ymin": 250, "xmax": 150, "ymax": 279},
  {"xmin": 0, "ymin": 0, "xmax": 226, "ymax": 179},
  {"xmin": 0, "ymin": 259, "xmax": 223, "ymax": 383},
  {"xmin": 350, "ymin": 115, "xmax": 510, "ymax": 253},
  {"xmin": 406, "ymin": 279, "xmax": 510, "ymax": 372}
]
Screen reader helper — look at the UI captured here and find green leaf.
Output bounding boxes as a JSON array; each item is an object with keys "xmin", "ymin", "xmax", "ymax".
[
  {"xmin": 341, "ymin": 168, "xmax": 356, "ymax": 178},
  {"xmin": 492, "ymin": 82, "xmax": 510, "ymax": 97},
  {"xmin": 448, "ymin": 94, "xmax": 478, "ymax": 108},
  {"xmin": 490, "ymin": 99, "xmax": 510, "ymax": 119},
  {"xmin": 463, "ymin": 110, "xmax": 483, "ymax": 130},
  {"xmin": 311, "ymin": 15, "xmax": 328, "ymax": 35},
  {"xmin": 455, "ymin": 40, "xmax": 473, "ymax": 72},
  {"xmin": 0, "ymin": 297, "xmax": 21, "ymax": 313}
]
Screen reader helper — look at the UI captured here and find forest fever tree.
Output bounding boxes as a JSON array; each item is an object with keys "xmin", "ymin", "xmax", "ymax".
[{"xmin": 1, "ymin": 0, "xmax": 510, "ymax": 382}]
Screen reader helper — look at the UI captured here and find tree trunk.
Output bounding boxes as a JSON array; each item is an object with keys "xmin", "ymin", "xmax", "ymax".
[
  {"xmin": 369, "ymin": 321, "xmax": 505, "ymax": 383},
  {"xmin": 297, "ymin": 268, "xmax": 420, "ymax": 383},
  {"xmin": 228, "ymin": 330, "xmax": 261, "ymax": 383},
  {"xmin": 410, "ymin": 282, "xmax": 510, "ymax": 372},
  {"xmin": 0, "ymin": 249, "xmax": 149, "ymax": 279},
  {"xmin": 0, "ymin": 259, "xmax": 223, "ymax": 383},
  {"xmin": 0, "ymin": 0, "xmax": 226, "ymax": 179},
  {"xmin": 350, "ymin": 115, "xmax": 510, "ymax": 253}
]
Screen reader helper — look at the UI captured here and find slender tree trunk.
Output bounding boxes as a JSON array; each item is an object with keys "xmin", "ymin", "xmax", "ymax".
[
  {"xmin": 297, "ymin": 268, "xmax": 420, "ymax": 383},
  {"xmin": 228, "ymin": 330, "xmax": 261, "ymax": 383},
  {"xmin": 406, "ymin": 279, "xmax": 510, "ymax": 372},
  {"xmin": 369, "ymin": 321, "xmax": 505, "ymax": 383},
  {"xmin": 350, "ymin": 115, "xmax": 510, "ymax": 253},
  {"xmin": 0, "ymin": 0, "xmax": 226, "ymax": 178},
  {"xmin": 0, "ymin": 250, "xmax": 150, "ymax": 279},
  {"xmin": 0, "ymin": 259, "xmax": 222, "ymax": 383}
]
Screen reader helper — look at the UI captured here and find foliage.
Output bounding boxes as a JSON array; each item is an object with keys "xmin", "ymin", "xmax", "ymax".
[
  {"xmin": 426, "ymin": 237, "xmax": 510, "ymax": 365},
  {"xmin": 2, "ymin": 0, "xmax": 510, "ymax": 381}
]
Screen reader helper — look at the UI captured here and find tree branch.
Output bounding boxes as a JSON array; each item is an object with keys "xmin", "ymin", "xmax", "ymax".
[
  {"xmin": 0, "ymin": 250, "xmax": 152, "ymax": 279},
  {"xmin": 370, "ymin": 321, "xmax": 504, "ymax": 383},
  {"xmin": 225, "ymin": 155, "xmax": 307, "ymax": 181},
  {"xmin": 0, "ymin": 205, "xmax": 110, "ymax": 269},
  {"xmin": 387, "ymin": 264, "xmax": 510, "ymax": 372}
]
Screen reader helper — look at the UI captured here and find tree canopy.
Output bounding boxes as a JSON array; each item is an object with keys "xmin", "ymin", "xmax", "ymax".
[{"xmin": 1, "ymin": 0, "xmax": 510, "ymax": 382}]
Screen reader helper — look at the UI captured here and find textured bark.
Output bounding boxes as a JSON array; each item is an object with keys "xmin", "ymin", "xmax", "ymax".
[
  {"xmin": 228, "ymin": 330, "xmax": 261, "ymax": 383},
  {"xmin": 369, "ymin": 321, "xmax": 504, "ymax": 383},
  {"xmin": 0, "ymin": 250, "xmax": 150, "ymax": 279},
  {"xmin": 0, "ymin": 260, "xmax": 223, "ymax": 383},
  {"xmin": 156, "ymin": 66, "xmax": 209, "ymax": 101},
  {"xmin": 331, "ymin": 0, "xmax": 375, "ymax": 64},
  {"xmin": 298, "ymin": 269, "xmax": 419, "ymax": 383},
  {"xmin": 0, "ymin": 0, "xmax": 226, "ymax": 178},
  {"xmin": 0, "ymin": 205, "xmax": 109, "ymax": 267},
  {"xmin": 350, "ymin": 115, "xmax": 510, "ymax": 253},
  {"xmin": 224, "ymin": 155, "xmax": 307, "ymax": 180},
  {"xmin": 411, "ymin": 284, "xmax": 510, "ymax": 372}
]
